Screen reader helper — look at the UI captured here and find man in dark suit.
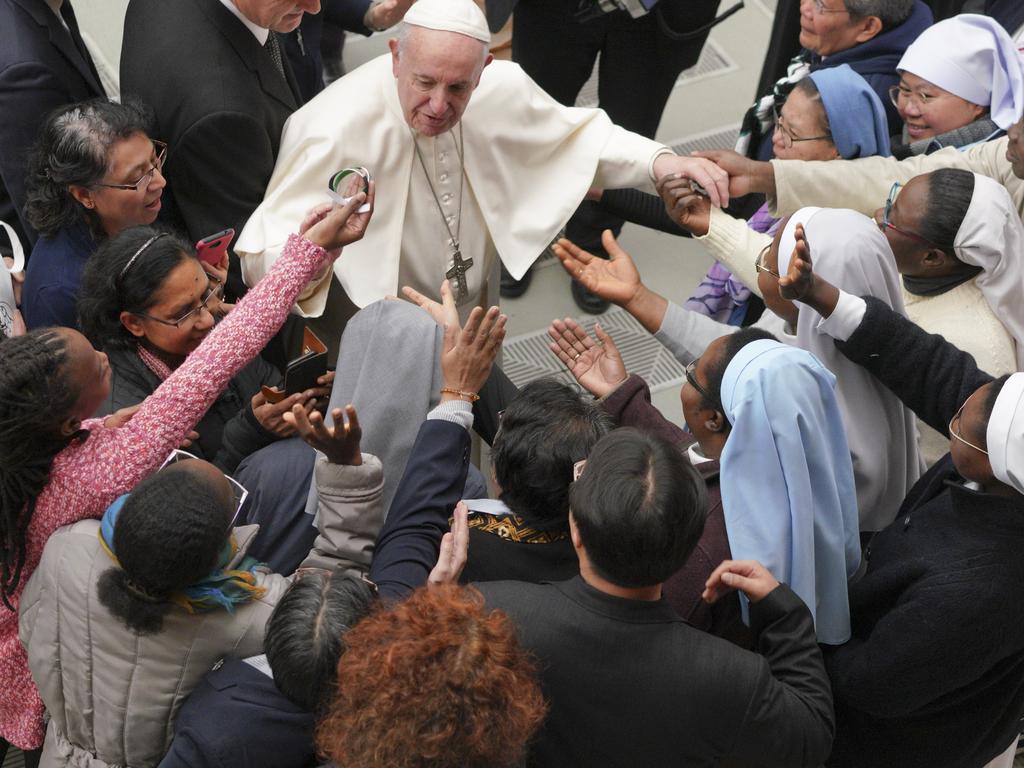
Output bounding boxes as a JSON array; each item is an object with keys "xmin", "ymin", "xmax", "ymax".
[
  {"xmin": 0, "ymin": 0, "xmax": 104, "ymax": 253},
  {"xmin": 120, "ymin": 0, "xmax": 319, "ymax": 299}
]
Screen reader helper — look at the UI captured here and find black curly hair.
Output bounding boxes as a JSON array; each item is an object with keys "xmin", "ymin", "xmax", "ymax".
[{"xmin": 0, "ymin": 329, "xmax": 80, "ymax": 608}]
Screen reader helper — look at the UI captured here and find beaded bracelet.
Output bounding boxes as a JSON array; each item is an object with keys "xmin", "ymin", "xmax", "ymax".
[{"xmin": 440, "ymin": 387, "xmax": 480, "ymax": 402}]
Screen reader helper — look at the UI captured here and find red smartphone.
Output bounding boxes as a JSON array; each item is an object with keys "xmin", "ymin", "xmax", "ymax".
[{"xmin": 196, "ymin": 228, "xmax": 235, "ymax": 267}]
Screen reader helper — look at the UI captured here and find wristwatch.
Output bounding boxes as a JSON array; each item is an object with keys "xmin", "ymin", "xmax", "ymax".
[{"xmin": 364, "ymin": 0, "xmax": 389, "ymax": 32}]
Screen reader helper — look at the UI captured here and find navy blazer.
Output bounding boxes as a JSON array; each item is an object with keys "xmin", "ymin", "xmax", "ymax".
[
  {"xmin": 0, "ymin": 0, "xmax": 103, "ymax": 249},
  {"xmin": 158, "ymin": 658, "xmax": 316, "ymax": 768},
  {"xmin": 21, "ymin": 216, "xmax": 95, "ymax": 330}
]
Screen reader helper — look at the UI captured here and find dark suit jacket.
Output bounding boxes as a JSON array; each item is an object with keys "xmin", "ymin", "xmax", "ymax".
[
  {"xmin": 0, "ymin": 0, "xmax": 103, "ymax": 250},
  {"xmin": 120, "ymin": 0, "xmax": 303, "ymax": 298},
  {"xmin": 158, "ymin": 657, "xmax": 316, "ymax": 768}
]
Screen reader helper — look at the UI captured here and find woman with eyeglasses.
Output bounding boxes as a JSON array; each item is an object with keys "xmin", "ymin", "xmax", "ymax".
[
  {"xmin": 77, "ymin": 226, "xmax": 329, "ymax": 478},
  {"xmin": 888, "ymin": 14, "xmax": 1024, "ymax": 158},
  {"xmin": 0, "ymin": 183, "xmax": 372, "ymax": 756},
  {"xmin": 776, "ymin": 223, "xmax": 1024, "ymax": 768},
  {"xmin": 20, "ymin": 99, "xmax": 172, "ymax": 331}
]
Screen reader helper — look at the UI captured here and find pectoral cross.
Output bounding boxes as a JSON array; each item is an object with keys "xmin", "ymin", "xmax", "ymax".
[{"xmin": 445, "ymin": 247, "xmax": 474, "ymax": 302}]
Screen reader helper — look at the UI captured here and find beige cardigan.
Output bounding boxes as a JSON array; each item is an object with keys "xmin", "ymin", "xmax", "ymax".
[{"xmin": 698, "ymin": 207, "xmax": 1016, "ymax": 464}]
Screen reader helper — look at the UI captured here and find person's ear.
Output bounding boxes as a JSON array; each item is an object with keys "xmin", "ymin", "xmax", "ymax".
[
  {"xmin": 705, "ymin": 409, "xmax": 728, "ymax": 434},
  {"xmin": 853, "ymin": 15, "xmax": 883, "ymax": 43},
  {"xmin": 60, "ymin": 415, "xmax": 82, "ymax": 438},
  {"xmin": 568, "ymin": 511, "xmax": 582, "ymax": 550},
  {"xmin": 119, "ymin": 310, "xmax": 147, "ymax": 339},
  {"xmin": 388, "ymin": 37, "xmax": 401, "ymax": 76},
  {"xmin": 68, "ymin": 184, "xmax": 95, "ymax": 210},
  {"xmin": 920, "ymin": 247, "xmax": 952, "ymax": 271}
]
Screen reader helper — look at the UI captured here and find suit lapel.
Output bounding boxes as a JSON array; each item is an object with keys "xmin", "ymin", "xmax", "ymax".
[
  {"xmin": 194, "ymin": 0, "xmax": 298, "ymax": 113},
  {"xmin": 13, "ymin": 0, "xmax": 103, "ymax": 95}
]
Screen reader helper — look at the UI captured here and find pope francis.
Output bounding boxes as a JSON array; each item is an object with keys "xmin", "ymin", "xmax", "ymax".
[{"xmin": 236, "ymin": 0, "xmax": 729, "ymax": 340}]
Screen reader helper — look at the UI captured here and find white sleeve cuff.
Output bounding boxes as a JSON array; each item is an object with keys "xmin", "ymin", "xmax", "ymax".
[
  {"xmin": 428, "ymin": 399, "xmax": 474, "ymax": 431},
  {"xmin": 648, "ymin": 148, "xmax": 674, "ymax": 184},
  {"xmin": 816, "ymin": 290, "xmax": 867, "ymax": 342}
]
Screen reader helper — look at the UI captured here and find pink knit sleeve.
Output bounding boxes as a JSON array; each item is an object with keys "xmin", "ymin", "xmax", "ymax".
[{"xmin": 63, "ymin": 234, "xmax": 329, "ymax": 501}]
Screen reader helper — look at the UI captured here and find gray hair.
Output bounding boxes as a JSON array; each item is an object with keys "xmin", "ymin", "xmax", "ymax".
[
  {"xmin": 395, "ymin": 22, "xmax": 490, "ymax": 63},
  {"xmin": 23, "ymin": 98, "xmax": 153, "ymax": 239},
  {"xmin": 843, "ymin": 0, "xmax": 913, "ymax": 29}
]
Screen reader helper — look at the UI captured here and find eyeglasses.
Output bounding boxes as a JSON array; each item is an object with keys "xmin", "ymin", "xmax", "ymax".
[
  {"xmin": 754, "ymin": 243, "xmax": 781, "ymax": 279},
  {"xmin": 94, "ymin": 140, "xmax": 167, "ymax": 192},
  {"xmin": 813, "ymin": 0, "xmax": 850, "ymax": 12},
  {"xmin": 159, "ymin": 449, "xmax": 249, "ymax": 530},
  {"xmin": 772, "ymin": 108, "xmax": 832, "ymax": 149},
  {"xmin": 877, "ymin": 182, "xmax": 937, "ymax": 247},
  {"xmin": 685, "ymin": 358, "xmax": 720, "ymax": 410},
  {"xmin": 948, "ymin": 390, "xmax": 988, "ymax": 455},
  {"xmin": 888, "ymin": 84, "xmax": 938, "ymax": 111},
  {"xmin": 133, "ymin": 276, "xmax": 224, "ymax": 328}
]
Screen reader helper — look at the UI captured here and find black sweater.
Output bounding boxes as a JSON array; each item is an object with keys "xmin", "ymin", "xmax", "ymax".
[
  {"xmin": 824, "ymin": 296, "xmax": 1024, "ymax": 768},
  {"xmin": 98, "ymin": 346, "xmax": 281, "ymax": 475}
]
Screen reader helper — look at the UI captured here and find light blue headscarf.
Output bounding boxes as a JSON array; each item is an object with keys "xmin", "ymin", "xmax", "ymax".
[
  {"xmin": 719, "ymin": 339, "xmax": 861, "ymax": 645},
  {"xmin": 809, "ymin": 64, "xmax": 892, "ymax": 159}
]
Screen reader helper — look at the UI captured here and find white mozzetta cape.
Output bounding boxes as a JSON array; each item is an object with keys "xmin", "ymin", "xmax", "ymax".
[{"xmin": 236, "ymin": 54, "xmax": 666, "ymax": 316}]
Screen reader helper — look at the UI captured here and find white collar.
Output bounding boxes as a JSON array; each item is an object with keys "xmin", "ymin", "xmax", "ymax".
[
  {"xmin": 686, "ymin": 442, "xmax": 714, "ymax": 466},
  {"xmin": 217, "ymin": 0, "xmax": 270, "ymax": 45}
]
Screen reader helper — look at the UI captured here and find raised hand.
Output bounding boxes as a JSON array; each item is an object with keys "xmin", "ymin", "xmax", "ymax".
[
  {"xmin": 655, "ymin": 175, "xmax": 713, "ymax": 236},
  {"xmin": 547, "ymin": 318, "xmax": 627, "ymax": 398},
  {"xmin": 428, "ymin": 501, "xmax": 469, "ymax": 585},
  {"xmin": 440, "ymin": 305, "xmax": 507, "ymax": 401},
  {"xmin": 778, "ymin": 223, "xmax": 815, "ymax": 301},
  {"xmin": 702, "ymin": 559, "xmax": 780, "ymax": 605},
  {"xmin": 552, "ymin": 230, "xmax": 642, "ymax": 308},
  {"xmin": 303, "ymin": 179, "xmax": 376, "ymax": 254},
  {"xmin": 401, "ymin": 279, "xmax": 458, "ymax": 327},
  {"xmin": 284, "ymin": 402, "xmax": 363, "ymax": 466}
]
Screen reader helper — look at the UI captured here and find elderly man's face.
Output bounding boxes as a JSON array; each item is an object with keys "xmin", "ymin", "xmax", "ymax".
[
  {"xmin": 233, "ymin": 0, "xmax": 320, "ymax": 33},
  {"xmin": 389, "ymin": 28, "xmax": 492, "ymax": 137}
]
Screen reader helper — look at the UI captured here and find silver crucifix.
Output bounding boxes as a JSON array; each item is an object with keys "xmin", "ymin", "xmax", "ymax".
[{"xmin": 445, "ymin": 249, "xmax": 474, "ymax": 301}]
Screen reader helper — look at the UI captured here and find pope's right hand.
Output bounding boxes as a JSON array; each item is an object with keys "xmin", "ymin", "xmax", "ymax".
[{"xmin": 303, "ymin": 179, "xmax": 376, "ymax": 256}]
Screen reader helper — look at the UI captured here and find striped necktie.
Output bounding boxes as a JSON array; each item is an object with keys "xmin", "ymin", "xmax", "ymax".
[{"xmin": 265, "ymin": 32, "xmax": 285, "ymax": 79}]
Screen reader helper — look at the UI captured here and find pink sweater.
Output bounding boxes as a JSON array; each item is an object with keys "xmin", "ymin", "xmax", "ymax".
[{"xmin": 1, "ymin": 235, "xmax": 327, "ymax": 749}]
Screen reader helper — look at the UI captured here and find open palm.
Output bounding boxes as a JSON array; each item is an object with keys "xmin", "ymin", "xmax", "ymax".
[
  {"xmin": 552, "ymin": 230, "xmax": 642, "ymax": 308},
  {"xmin": 547, "ymin": 318, "xmax": 627, "ymax": 398}
]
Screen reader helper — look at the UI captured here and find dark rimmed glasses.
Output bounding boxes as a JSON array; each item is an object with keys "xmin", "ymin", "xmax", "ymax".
[
  {"xmin": 877, "ymin": 182, "xmax": 937, "ymax": 247},
  {"xmin": 160, "ymin": 448, "xmax": 249, "ymax": 530},
  {"xmin": 133, "ymin": 276, "xmax": 224, "ymax": 328},
  {"xmin": 948, "ymin": 390, "xmax": 988, "ymax": 455},
  {"xmin": 772, "ymin": 107, "xmax": 833, "ymax": 149},
  {"xmin": 94, "ymin": 140, "xmax": 167, "ymax": 192},
  {"xmin": 754, "ymin": 243, "xmax": 780, "ymax": 279},
  {"xmin": 685, "ymin": 358, "xmax": 719, "ymax": 409}
]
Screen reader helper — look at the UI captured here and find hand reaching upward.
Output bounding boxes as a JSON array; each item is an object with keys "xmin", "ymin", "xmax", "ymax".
[{"xmin": 547, "ymin": 318, "xmax": 627, "ymax": 398}]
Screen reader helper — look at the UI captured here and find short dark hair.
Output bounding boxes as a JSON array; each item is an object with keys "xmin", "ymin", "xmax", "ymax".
[
  {"xmin": 78, "ymin": 225, "xmax": 195, "ymax": 351},
  {"xmin": 265, "ymin": 570, "xmax": 378, "ymax": 713},
  {"xmin": 97, "ymin": 463, "xmax": 232, "ymax": 635},
  {"xmin": 23, "ymin": 98, "xmax": 153, "ymax": 239},
  {"xmin": 569, "ymin": 429, "xmax": 707, "ymax": 588},
  {"xmin": 919, "ymin": 169, "xmax": 976, "ymax": 259},
  {"xmin": 843, "ymin": 0, "xmax": 913, "ymax": 29},
  {"xmin": 702, "ymin": 328, "xmax": 779, "ymax": 422},
  {"xmin": 492, "ymin": 378, "xmax": 612, "ymax": 524}
]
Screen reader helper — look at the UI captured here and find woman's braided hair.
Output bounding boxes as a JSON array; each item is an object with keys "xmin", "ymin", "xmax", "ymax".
[{"xmin": 0, "ymin": 329, "xmax": 79, "ymax": 608}]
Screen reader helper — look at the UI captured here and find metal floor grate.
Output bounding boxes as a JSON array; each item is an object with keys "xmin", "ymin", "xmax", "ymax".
[
  {"xmin": 575, "ymin": 39, "xmax": 737, "ymax": 108},
  {"xmin": 502, "ymin": 306, "xmax": 686, "ymax": 394},
  {"xmin": 669, "ymin": 123, "xmax": 742, "ymax": 156}
]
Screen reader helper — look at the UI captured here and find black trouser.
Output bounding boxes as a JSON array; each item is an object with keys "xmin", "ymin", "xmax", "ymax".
[
  {"xmin": 511, "ymin": 0, "xmax": 722, "ymax": 253},
  {"xmin": 0, "ymin": 741, "xmax": 42, "ymax": 768}
]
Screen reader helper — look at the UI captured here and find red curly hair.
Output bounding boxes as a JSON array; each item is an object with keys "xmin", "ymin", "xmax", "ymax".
[{"xmin": 315, "ymin": 583, "xmax": 546, "ymax": 768}]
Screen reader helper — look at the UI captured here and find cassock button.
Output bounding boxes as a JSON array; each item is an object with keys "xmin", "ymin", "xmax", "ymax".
[
  {"xmin": 442, "ymin": 193, "xmax": 452, "ymax": 202},
  {"xmin": 440, "ymin": 173, "xmax": 448, "ymax": 182},
  {"xmin": 439, "ymin": 152, "xmax": 448, "ymax": 162}
]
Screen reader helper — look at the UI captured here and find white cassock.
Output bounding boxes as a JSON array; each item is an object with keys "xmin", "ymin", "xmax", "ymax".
[{"xmin": 236, "ymin": 54, "xmax": 667, "ymax": 316}]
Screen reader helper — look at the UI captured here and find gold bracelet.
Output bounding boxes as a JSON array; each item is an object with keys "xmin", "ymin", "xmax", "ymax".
[{"xmin": 440, "ymin": 387, "xmax": 480, "ymax": 402}]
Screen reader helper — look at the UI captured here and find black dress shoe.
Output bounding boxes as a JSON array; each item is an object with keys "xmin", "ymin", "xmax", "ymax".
[
  {"xmin": 500, "ymin": 264, "xmax": 533, "ymax": 298},
  {"xmin": 571, "ymin": 279, "xmax": 610, "ymax": 314}
]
